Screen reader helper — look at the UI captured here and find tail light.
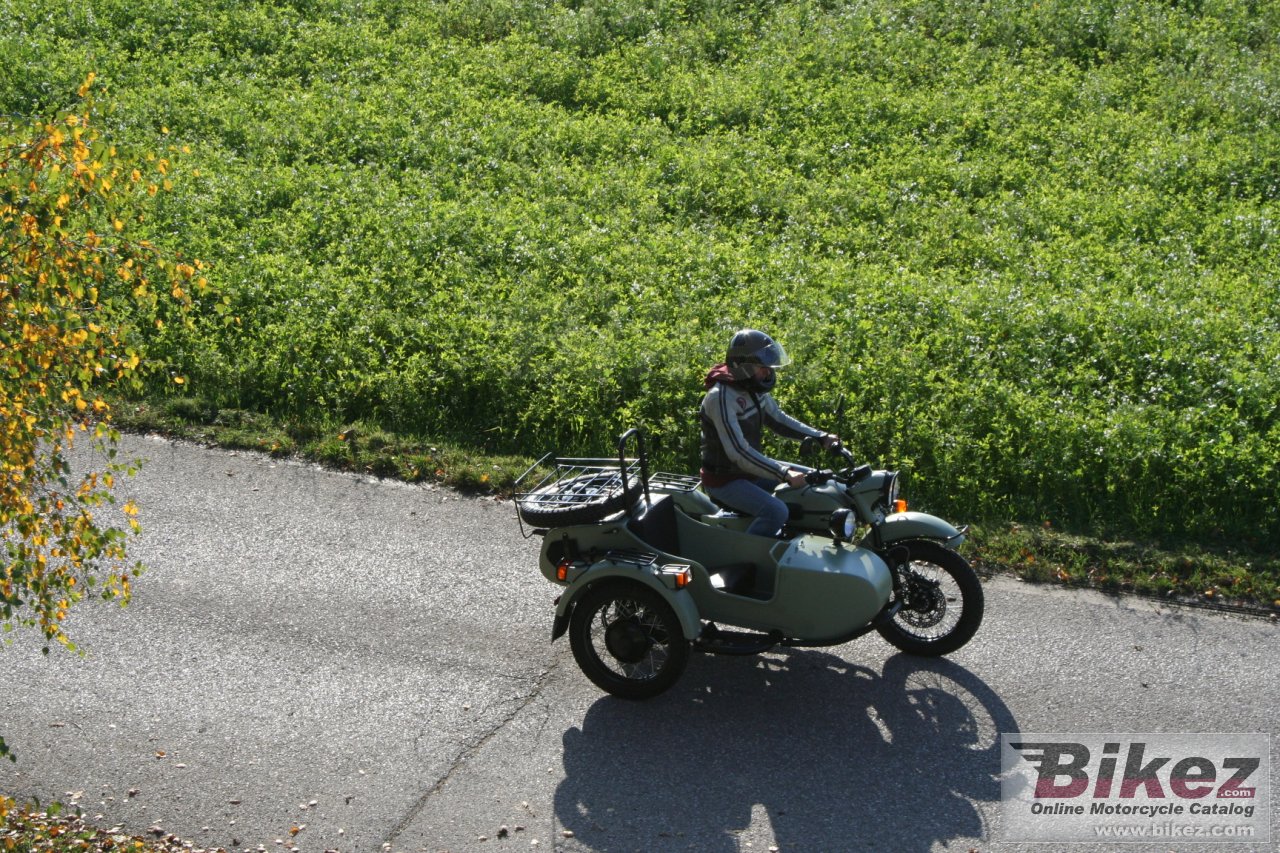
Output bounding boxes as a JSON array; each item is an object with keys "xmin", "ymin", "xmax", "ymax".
[{"xmin": 661, "ymin": 565, "xmax": 692, "ymax": 589}]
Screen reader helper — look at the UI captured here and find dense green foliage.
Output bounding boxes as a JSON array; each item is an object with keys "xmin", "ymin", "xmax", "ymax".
[{"xmin": 4, "ymin": 0, "xmax": 1277, "ymax": 549}]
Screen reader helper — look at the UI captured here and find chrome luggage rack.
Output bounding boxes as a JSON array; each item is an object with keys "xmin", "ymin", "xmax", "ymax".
[
  {"xmin": 513, "ymin": 429, "xmax": 652, "ymax": 536},
  {"xmin": 647, "ymin": 471, "xmax": 701, "ymax": 493}
]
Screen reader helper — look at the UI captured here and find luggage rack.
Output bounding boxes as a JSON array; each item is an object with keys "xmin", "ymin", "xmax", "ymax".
[
  {"xmin": 513, "ymin": 429, "xmax": 653, "ymax": 536},
  {"xmin": 648, "ymin": 471, "xmax": 700, "ymax": 493},
  {"xmin": 604, "ymin": 549, "xmax": 660, "ymax": 568}
]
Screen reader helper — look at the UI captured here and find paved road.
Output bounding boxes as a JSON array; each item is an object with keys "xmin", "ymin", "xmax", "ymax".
[{"xmin": 1, "ymin": 435, "xmax": 1276, "ymax": 853}]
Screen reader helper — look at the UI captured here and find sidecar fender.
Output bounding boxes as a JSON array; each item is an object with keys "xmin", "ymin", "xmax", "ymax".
[
  {"xmin": 551, "ymin": 561, "xmax": 703, "ymax": 643},
  {"xmin": 865, "ymin": 511, "xmax": 967, "ymax": 549}
]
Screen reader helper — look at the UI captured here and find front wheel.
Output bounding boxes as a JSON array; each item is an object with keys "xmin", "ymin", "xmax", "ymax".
[
  {"xmin": 569, "ymin": 582, "xmax": 690, "ymax": 700},
  {"xmin": 876, "ymin": 540, "xmax": 983, "ymax": 656}
]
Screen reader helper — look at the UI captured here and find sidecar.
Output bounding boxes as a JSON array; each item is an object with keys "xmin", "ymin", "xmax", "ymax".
[{"xmin": 515, "ymin": 430, "xmax": 905, "ymax": 699}]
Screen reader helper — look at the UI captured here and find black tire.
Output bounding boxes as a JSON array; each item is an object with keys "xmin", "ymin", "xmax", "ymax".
[
  {"xmin": 517, "ymin": 472, "xmax": 640, "ymax": 527},
  {"xmin": 569, "ymin": 582, "xmax": 690, "ymax": 700},
  {"xmin": 876, "ymin": 540, "xmax": 984, "ymax": 656}
]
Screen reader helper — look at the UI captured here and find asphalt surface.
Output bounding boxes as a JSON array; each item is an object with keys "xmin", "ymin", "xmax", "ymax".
[{"xmin": 1, "ymin": 434, "xmax": 1276, "ymax": 853}]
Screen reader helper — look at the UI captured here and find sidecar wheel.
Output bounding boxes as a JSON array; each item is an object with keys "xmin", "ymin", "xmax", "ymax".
[
  {"xmin": 569, "ymin": 582, "xmax": 689, "ymax": 700},
  {"xmin": 517, "ymin": 472, "xmax": 640, "ymax": 527},
  {"xmin": 876, "ymin": 540, "xmax": 984, "ymax": 656}
]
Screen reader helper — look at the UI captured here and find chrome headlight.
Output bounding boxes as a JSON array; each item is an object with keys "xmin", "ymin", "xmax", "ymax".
[{"xmin": 882, "ymin": 472, "xmax": 900, "ymax": 507}]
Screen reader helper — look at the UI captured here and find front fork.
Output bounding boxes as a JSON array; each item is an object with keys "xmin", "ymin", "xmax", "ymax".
[
  {"xmin": 881, "ymin": 541, "xmax": 914, "ymax": 604},
  {"xmin": 870, "ymin": 530, "xmax": 946, "ymax": 611}
]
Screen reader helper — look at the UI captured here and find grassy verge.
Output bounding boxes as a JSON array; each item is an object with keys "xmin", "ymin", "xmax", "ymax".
[
  {"xmin": 112, "ymin": 397, "xmax": 534, "ymax": 493},
  {"xmin": 968, "ymin": 524, "xmax": 1278, "ymax": 616},
  {"xmin": 113, "ymin": 399, "xmax": 1279, "ymax": 616}
]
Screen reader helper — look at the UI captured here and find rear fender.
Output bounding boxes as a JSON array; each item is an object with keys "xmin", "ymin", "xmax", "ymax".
[
  {"xmin": 551, "ymin": 562, "xmax": 702, "ymax": 642},
  {"xmin": 864, "ymin": 511, "xmax": 967, "ymax": 549}
]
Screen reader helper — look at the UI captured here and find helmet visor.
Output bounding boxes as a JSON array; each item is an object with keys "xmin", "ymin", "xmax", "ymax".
[{"xmin": 751, "ymin": 340, "xmax": 791, "ymax": 369}]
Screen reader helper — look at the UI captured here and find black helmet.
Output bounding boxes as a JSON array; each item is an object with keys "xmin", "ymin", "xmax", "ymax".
[{"xmin": 726, "ymin": 329, "xmax": 791, "ymax": 390}]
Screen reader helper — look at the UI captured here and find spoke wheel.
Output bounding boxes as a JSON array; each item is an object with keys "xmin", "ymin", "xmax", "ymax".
[
  {"xmin": 569, "ymin": 582, "xmax": 689, "ymax": 700},
  {"xmin": 876, "ymin": 540, "xmax": 984, "ymax": 656}
]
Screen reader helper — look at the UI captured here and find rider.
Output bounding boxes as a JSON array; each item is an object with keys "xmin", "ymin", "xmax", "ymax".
[{"xmin": 700, "ymin": 329, "xmax": 840, "ymax": 537}]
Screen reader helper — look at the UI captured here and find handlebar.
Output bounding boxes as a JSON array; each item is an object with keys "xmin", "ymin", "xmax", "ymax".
[{"xmin": 796, "ymin": 436, "xmax": 868, "ymax": 486}]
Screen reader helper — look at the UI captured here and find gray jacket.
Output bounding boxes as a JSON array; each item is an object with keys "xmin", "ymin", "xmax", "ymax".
[{"xmin": 699, "ymin": 369, "xmax": 824, "ymax": 486}]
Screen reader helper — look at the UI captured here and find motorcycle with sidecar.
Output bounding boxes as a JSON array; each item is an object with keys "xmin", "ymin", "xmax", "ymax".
[{"xmin": 514, "ymin": 429, "xmax": 983, "ymax": 699}]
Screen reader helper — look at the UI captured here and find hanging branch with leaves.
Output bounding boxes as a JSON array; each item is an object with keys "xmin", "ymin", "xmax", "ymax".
[{"xmin": 0, "ymin": 74, "xmax": 206, "ymax": 675}]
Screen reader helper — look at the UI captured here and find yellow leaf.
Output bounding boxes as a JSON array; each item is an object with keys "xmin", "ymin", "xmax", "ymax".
[{"xmin": 173, "ymin": 376, "xmax": 185, "ymax": 385}]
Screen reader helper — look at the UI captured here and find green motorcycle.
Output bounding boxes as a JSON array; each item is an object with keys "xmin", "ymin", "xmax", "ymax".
[{"xmin": 515, "ymin": 429, "xmax": 983, "ymax": 700}]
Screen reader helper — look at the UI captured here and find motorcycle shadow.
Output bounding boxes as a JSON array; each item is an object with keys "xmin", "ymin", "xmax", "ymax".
[{"xmin": 555, "ymin": 650, "xmax": 1018, "ymax": 852}]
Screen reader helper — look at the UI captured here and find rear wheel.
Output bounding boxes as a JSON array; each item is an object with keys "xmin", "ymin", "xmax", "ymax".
[
  {"xmin": 876, "ymin": 540, "xmax": 983, "ymax": 656},
  {"xmin": 569, "ymin": 582, "xmax": 689, "ymax": 700}
]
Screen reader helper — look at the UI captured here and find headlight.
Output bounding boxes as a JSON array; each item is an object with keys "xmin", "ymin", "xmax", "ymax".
[
  {"xmin": 828, "ymin": 509, "xmax": 856, "ymax": 542},
  {"xmin": 882, "ymin": 471, "xmax": 900, "ymax": 507}
]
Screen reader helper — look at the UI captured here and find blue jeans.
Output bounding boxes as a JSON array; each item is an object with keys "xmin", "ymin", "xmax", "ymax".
[{"xmin": 706, "ymin": 477, "xmax": 789, "ymax": 538}]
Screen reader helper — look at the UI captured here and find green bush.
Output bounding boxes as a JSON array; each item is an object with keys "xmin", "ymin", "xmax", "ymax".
[{"xmin": 4, "ymin": 0, "xmax": 1276, "ymax": 546}]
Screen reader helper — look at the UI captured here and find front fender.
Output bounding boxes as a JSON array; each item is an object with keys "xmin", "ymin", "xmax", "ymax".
[
  {"xmin": 551, "ymin": 563, "xmax": 703, "ymax": 643},
  {"xmin": 863, "ymin": 511, "xmax": 966, "ymax": 549}
]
